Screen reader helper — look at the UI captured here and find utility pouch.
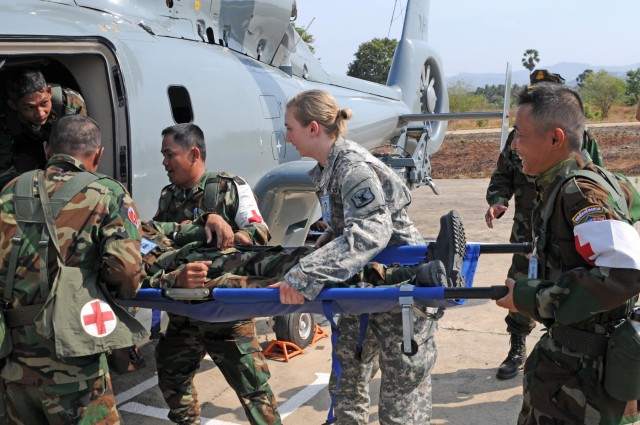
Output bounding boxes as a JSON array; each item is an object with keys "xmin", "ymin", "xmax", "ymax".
[
  {"xmin": 604, "ymin": 320, "xmax": 640, "ymax": 401},
  {"xmin": 35, "ymin": 265, "xmax": 148, "ymax": 358},
  {"xmin": 0, "ymin": 310, "xmax": 13, "ymax": 359}
]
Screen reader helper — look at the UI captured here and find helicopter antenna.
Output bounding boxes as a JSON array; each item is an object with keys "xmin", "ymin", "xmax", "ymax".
[{"xmin": 388, "ymin": 0, "xmax": 406, "ymax": 38}]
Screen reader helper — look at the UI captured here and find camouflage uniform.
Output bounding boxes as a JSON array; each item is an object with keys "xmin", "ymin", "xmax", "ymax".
[
  {"xmin": 486, "ymin": 129, "xmax": 603, "ymax": 337},
  {"xmin": 0, "ymin": 85, "xmax": 86, "ymax": 189},
  {"xmin": 152, "ymin": 171, "xmax": 280, "ymax": 425},
  {"xmin": 0, "ymin": 154, "xmax": 143, "ymax": 424},
  {"xmin": 284, "ymin": 138, "xmax": 437, "ymax": 425},
  {"xmin": 512, "ymin": 158, "xmax": 640, "ymax": 424},
  {"xmin": 140, "ymin": 222, "xmax": 415, "ymax": 290}
]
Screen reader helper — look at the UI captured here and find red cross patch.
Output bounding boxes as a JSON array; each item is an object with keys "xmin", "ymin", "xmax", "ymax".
[{"xmin": 81, "ymin": 300, "xmax": 117, "ymax": 337}]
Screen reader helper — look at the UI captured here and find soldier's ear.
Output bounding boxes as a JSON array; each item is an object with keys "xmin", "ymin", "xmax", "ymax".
[{"xmin": 6, "ymin": 99, "xmax": 17, "ymax": 111}]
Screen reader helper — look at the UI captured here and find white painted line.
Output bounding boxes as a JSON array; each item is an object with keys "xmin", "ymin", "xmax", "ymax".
[
  {"xmin": 119, "ymin": 402, "xmax": 239, "ymax": 425},
  {"xmin": 115, "ymin": 376, "xmax": 158, "ymax": 405},
  {"xmin": 116, "ymin": 371, "xmax": 329, "ymax": 422},
  {"xmin": 278, "ymin": 372, "xmax": 330, "ymax": 419}
]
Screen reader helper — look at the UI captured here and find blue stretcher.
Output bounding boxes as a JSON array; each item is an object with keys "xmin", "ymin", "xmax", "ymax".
[{"xmin": 117, "ymin": 243, "xmax": 509, "ymax": 322}]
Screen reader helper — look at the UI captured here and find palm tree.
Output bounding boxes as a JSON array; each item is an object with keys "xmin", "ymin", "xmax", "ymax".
[{"xmin": 521, "ymin": 49, "xmax": 540, "ymax": 72}]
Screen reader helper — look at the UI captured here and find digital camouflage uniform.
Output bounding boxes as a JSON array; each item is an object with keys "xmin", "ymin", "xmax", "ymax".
[
  {"xmin": 513, "ymin": 158, "xmax": 640, "ymax": 424},
  {"xmin": 284, "ymin": 138, "xmax": 437, "ymax": 425},
  {"xmin": 486, "ymin": 129, "xmax": 603, "ymax": 337},
  {"xmin": 0, "ymin": 85, "xmax": 86, "ymax": 189},
  {"xmin": 0, "ymin": 154, "xmax": 143, "ymax": 424},
  {"xmin": 152, "ymin": 171, "xmax": 280, "ymax": 425}
]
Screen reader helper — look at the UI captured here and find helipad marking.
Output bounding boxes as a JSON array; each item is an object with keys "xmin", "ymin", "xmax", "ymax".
[
  {"xmin": 279, "ymin": 372, "xmax": 330, "ymax": 419},
  {"xmin": 116, "ymin": 372, "xmax": 330, "ymax": 422}
]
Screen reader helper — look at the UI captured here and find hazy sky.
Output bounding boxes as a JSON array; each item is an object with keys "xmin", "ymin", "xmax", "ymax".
[{"xmin": 294, "ymin": 0, "xmax": 639, "ymax": 77}]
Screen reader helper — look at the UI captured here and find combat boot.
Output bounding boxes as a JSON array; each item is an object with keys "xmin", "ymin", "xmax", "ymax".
[
  {"xmin": 496, "ymin": 333, "xmax": 526, "ymax": 379},
  {"xmin": 412, "ymin": 260, "xmax": 447, "ymax": 287},
  {"xmin": 426, "ymin": 210, "xmax": 466, "ymax": 288}
]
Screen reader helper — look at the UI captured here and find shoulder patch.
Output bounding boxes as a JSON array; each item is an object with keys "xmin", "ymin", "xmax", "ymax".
[
  {"xmin": 351, "ymin": 187, "xmax": 375, "ymax": 208},
  {"xmin": 127, "ymin": 207, "xmax": 140, "ymax": 228},
  {"xmin": 572, "ymin": 205, "xmax": 606, "ymax": 224}
]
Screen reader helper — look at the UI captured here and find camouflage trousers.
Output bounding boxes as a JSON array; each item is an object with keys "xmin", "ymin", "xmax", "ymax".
[
  {"xmin": 327, "ymin": 266, "xmax": 438, "ymax": 425},
  {"xmin": 506, "ymin": 253, "xmax": 536, "ymax": 337},
  {"xmin": 329, "ymin": 312, "xmax": 438, "ymax": 425},
  {"xmin": 519, "ymin": 333, "xmax": 639, "ymax": 425},
  {"xmin": 4, "ymin": 373, "xmax": 120, "ymax": 424},
  {"xmin": 155, "ymin": 316, "xmax": 281, "ymax": 425}
]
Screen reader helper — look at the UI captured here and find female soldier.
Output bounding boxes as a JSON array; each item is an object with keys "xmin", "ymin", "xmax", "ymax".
[{"xmin": 271, "ymin": 89, "xmax": 444, "ymax": 425}]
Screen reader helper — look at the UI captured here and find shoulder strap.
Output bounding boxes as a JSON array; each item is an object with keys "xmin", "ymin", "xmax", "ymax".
[
  {"xmin": 5, "ymin": 170, "xmax": 101, "ymax": 302},
  {"xmin": 203, "ymin": 171, "xmax": 222, "ymax": 212},
  {"xmin": 49, "ymin": 84, "xmax": 64, "ymax": 118}
]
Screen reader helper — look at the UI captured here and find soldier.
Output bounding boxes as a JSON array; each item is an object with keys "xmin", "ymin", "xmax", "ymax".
[
  {"xmin": 496, "ymin": 83, "xmax": 640, "ymax": 424},
  {"xmin": 140, "ymin": 221, "xmax": 448, "ymax": 291},
  {"xmin": 152, "ymin": 123, "xmax": 280, "ymax": 425},
  {"xmin": 271, "ymin": 89, "xmax": 465, "ymax": 425},
  {"xmin": 0, "ymin": 68, "xmax": 86, "ymax": 189},
  {"xmin": 0, "ymin": 114, "xmax": 144, "ymax": 424},
  {"xmin": 485, "ymin": 69, "xmax": 604, "ymax": 380}
]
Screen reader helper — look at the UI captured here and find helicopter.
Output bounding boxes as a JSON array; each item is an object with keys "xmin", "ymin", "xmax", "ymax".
[{"xmin": 0, "ymin": 0, "xmax": 508, "ymax": 347}]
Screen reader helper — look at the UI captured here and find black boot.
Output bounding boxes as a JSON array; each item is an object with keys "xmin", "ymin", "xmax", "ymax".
[
  {"xmin": 496, "ymin": 334, "xmax": 526, "ymax": 379},
  {"xmin": 413, "ymin": 260, "xmax": 447, "ymax": 287},
  {"xmin": 426, "ymin": 210, "xmax": 466, "ymax": 288}
]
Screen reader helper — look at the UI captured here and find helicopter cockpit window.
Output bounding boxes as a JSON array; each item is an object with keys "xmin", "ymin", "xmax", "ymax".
[{"xmin": 168, "ymin": 85, "xmax": 193, "ymax": 123}]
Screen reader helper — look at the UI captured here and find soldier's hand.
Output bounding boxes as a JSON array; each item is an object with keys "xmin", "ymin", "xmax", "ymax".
[
  {"xmin": 315, "ymin": 230, "xmax": 335, "ymax": 249},
  {"xmin": 268, "ymin": 281, "xmax": 306, "ymax": 304},
  {"xmin": 205, "ymin": 213, "xmax": 234, "ymax": 249},
  {"xmin": 496, "ymin": 278, "xmax": 518, "ymax": 312},
  {"xmin": 176, "ymin": 261, "xmax": 212, "ymax": 288},
  {"xmin": 485, "ymin": 204, "xmax": 508, "ymax": 229},
  {"xmin": 234, "ymin": 230, "xmax": 252, "ymax": 245}
]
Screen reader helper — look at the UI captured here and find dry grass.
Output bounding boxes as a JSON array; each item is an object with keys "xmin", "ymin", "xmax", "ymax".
[{"xmin": 446, "ymin": 105, "xmax": 638, "ymax": 131}]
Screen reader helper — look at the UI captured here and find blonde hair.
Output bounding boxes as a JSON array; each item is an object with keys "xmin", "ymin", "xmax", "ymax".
[{"xmin": 286, "ymin": 90, "xmax": 352, "ymax": 138}]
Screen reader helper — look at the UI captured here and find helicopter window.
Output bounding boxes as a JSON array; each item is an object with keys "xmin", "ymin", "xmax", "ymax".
[{"xmin": 168, "ymin": 85, "xmax": 193, "ymax": 124}]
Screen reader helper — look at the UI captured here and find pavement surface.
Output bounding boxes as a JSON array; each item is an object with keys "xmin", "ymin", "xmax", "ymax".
[{"xmin": 110, "ymin": 178, "xmax": 543, "ymax": 425}]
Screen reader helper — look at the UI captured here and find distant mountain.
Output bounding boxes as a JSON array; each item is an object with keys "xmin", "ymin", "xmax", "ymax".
[{"xmin": 447, "ymin": 62, "xmax": 640, "ymax": 89}]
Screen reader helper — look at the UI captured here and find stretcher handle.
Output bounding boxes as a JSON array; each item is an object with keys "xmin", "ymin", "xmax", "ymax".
[
  {"xmin": 444, "ymin": 286, "xmax": 509, "ymax": 300},
  {"xmin": 478, "ymin": 243, "xmax": 532, "ymax": 254}
]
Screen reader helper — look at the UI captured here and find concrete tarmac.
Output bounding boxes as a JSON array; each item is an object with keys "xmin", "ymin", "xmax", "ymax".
[{"xmin": 113, "ymin": 176, "xmax": 640, "ymax": 424}]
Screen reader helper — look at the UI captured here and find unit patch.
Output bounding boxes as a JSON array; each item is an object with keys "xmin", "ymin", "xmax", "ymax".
[
  {"xmin": 351, "ymin": 187, "xmax": 375, "ymax": 208},
  {"xmin": 127, "ymin": 207, "xmax": 139, "ymax": 228},
  {"xmin": 81, "ymin": 300, "xmax": 117, "ymax": 337},
  {"xmin": 572, "ymin": 205, "xmax": 606, "ymax": 224}
]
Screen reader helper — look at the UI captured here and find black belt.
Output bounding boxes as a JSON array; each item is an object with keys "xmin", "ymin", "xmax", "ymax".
[
  {"xmin": 4, "ymin": 304, "xmax": 44, "ymax": 328},
  {"xmin": 549, "ymin": 324, "xmax": 609, "ymax": 356}
]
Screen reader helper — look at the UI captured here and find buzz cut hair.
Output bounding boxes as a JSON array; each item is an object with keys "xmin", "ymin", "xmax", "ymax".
[
  {"xmin": 161, "ymin": 123, "xmax": 206, "ymax": 161},
  {"xmin": 48, "ymin": 115, "xmax": 102, "ymax": 156},
  {"xmin": 5, "ymin": 68, "xmax": 47, "ymax": 101},
  {"xmin": 517, "ymin": 82, "xmax": 585, "ymax": 153}
]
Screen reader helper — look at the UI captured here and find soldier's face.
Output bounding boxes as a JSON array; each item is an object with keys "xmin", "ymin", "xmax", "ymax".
[
  {"xmin": 12, "ymin": 87, "xmax": 53, "ymax": 126},
  {"xmin": 284, "ymin": 108, "xmax": 313, "ymax": 158},
  {"xmin": 513, "ymin": 104, "xmax": 554, "ymax": 176},
  {"xmin": 161, "ymin": 136, "xmax": 199, "ymax": 188}
]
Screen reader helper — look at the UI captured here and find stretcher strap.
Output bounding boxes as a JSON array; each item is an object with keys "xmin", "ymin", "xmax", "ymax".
[
  {"xmin": 322, "ymin": 301, "xmax": 339, "ymax": 425},
  {"xmin": 355, "ymin": 314, "xmax": 369, "ymax": 361}
]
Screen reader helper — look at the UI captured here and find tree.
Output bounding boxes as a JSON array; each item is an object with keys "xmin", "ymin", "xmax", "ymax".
[
  {"xmin": 625, "ymin": 68, "xmax": 640, "ymax": 105},
  {"xmin": 293, "ymin": 24, "xmax": 315, "ymax": 53},
  {"xmin": 576, "ymin": 69, "xmax": 593, "ymax": 89},
  {"xmin": 347, "ymin": 37, "xmax": 398, "ymax": 84},
  {"xmin": 521, "ymin": 49, "xmax": 540, "ymax": 72},
  {"xmin": 448, "ymin": 80, "xmax": 490, "ymax": 112},
  {"xmin": 581, "ymin": 70, "xmax": 626, "ymax": 118}
]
